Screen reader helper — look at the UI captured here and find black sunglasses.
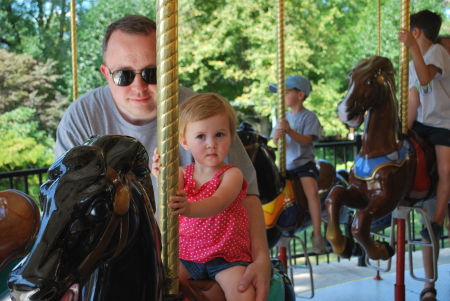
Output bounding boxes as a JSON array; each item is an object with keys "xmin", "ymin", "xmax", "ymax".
[{"xmin": 108, "ymin": 67, "xmax": 157, "ymax": 86}]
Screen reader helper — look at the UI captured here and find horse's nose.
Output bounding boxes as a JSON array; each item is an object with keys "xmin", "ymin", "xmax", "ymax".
[{"xmin": 8, "ymin": 275, "xmax": 58, "ymax": 301}]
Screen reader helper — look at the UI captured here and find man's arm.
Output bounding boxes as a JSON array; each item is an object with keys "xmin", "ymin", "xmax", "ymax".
[{"xmin": 238, "ymin": 194, "xmax": 271, "ymax": 301}]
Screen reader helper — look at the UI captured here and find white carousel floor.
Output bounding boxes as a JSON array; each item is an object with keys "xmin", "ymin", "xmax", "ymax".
[
  {"xmin": 293, "ymin": 248, "xmax": 450, "ymax": 301},
  {"xmin": 2, "ymin": 249, "xmax": 449, "ymax": 301}
]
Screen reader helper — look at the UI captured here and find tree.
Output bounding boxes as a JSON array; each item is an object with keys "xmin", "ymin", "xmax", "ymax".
[
  {"xmin": 0, "ymin": 107, "xmax": 55, "ymax": 171},
  {"xmin": 0, "ymin": 49, "xmax": 70, "ymax": 136}
]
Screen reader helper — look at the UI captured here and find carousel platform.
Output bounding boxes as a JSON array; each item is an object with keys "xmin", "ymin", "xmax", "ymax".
[
  {"xmin": 294, "ymin": 247, "xmax": 450, "ymax": 300},
  {"xmin": 1, "ymin": 249, "xmax": 449, "ymax": 301}
]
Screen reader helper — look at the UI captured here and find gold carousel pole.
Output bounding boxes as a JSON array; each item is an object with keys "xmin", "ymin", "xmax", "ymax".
[
  {"xmin": 156, "ymin": 0, "xmax": 180, "ymax": 298},
  {"xmin": 276, "ymin": 0, "xmax": 286, "ymax": 178},
  {"xmin": 399, "ymin": 0, "xmax": 410, "ymax": 134},
  {"xmin": 70, "ymin": 0, "xmax": 78, "ymax": 100}
]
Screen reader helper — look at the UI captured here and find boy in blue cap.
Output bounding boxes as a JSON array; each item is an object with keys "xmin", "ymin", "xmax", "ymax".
[{"xmin": 269, "ymin": 75, "xmax": 326, "ymax": 254}]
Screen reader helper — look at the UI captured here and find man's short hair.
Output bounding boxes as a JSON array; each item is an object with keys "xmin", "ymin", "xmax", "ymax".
[
  {"xmin": 102, "ymin": 15, "xmax": 157, "ymax": 64},
  {"xmin": 410, "ymin": 10, "xmax": 442, "ymax": 43}
]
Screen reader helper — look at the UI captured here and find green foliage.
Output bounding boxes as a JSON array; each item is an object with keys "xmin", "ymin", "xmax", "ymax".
[
  {"xmin": 0, "ymin": 49, "xmax": 70, "ymax": 136},
  {"xmin": 75, "ymin": 1, "xmax": 157, "ymax": 95},
  {"xmin": 0, "ymin": 107, "xmax": 55, "ymax": 171}
]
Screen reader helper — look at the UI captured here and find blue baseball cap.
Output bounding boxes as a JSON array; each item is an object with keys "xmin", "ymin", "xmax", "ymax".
[{"xmin": 268, "ymin": 75, "xmax": 313, "ymax": 97}]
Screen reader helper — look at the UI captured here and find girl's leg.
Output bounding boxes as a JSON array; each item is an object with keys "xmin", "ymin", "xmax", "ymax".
[
  {"xmin": 433, "ymin": 145, "xmax": 450, "ymax": 224},
  {"xmin": 299, "ymin": 177, "xmax": 322, "ymax": 237},
  {"xmin": 215, "ymin": 266, "xmax": 255, "ymax": 301},
  {"xmin": 179, "ymin": 260, "xmax": 193, "ymax": 279}
]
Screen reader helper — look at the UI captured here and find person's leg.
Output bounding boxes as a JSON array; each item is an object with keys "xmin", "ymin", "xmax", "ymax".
[
  {"xmin": 300, "ymin": 176, "xmax": 322, "ymax": 237},
  {"xmin": 215, "ymin": 265, "xmax": 255, "ymax": 301},
  {"xmin": 300, "ymin": 176, "xmax": 326, "ymax": 254},
  {"xmin": 421, "ymin": 243, "xmax": 439, "ymax": 299},
  {"xmin": 432, "ymin": 145, "xmax": 450, "ymax": 225}
]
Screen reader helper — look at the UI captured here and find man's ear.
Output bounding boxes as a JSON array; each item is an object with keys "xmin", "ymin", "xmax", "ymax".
[
  {"xmin": 298, "ymin": 90, "xmax": 306, "ymax": 101},
  {"xmin": 179, "ymin": 138, "xmax": 189, "ymax": 150},
  {"xmin": 100, "ymin": 65, "xmax": 109, "ymax": 80}
]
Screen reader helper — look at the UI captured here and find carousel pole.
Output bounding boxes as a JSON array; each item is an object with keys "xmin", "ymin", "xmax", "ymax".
[
  {"xmin": 156, "ymin": 0, "xmax": 180, "ymax": 299},
  {"xmin": 70, "ymin": 0, "xmax": 78, "ymax": 100},
  {"xmin": 395, "ymin": 0, "xmax": 409, "ymax": 300},
  {"xmin": 275, "ymin": 0, "xmax": 288, "ymax": 268}
]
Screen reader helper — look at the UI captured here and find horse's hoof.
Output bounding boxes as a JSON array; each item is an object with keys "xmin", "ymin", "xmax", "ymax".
[
  {"xmin": 352, "ymin": 242, "xmax": 365, "ymax": 258},
  {"xmin": 377, "ymin": 241, "xmax": 395, "ymax": 260},
  {"xmin": 330, "ymin": 235, "xmax": 353, "ymax": 259}
]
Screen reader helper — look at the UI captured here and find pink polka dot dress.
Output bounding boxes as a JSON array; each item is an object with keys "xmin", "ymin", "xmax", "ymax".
[{"xmin": 179, "ymin": 163, "xmax": 252, "ymax": 264}]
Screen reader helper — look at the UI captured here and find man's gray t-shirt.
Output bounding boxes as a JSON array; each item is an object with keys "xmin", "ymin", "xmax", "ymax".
[
  {"xmin": 55, "ymin": 85, "xmax": 258, "ymax": 214},
  {"xmin": 271, "ymin": 109, "xmax": 321, "ymax": 170}
]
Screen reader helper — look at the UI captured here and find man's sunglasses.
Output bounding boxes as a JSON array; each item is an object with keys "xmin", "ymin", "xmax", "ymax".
[{"xmin": 108, "ymin": 67, "xmax": 157, "ymax": 86}]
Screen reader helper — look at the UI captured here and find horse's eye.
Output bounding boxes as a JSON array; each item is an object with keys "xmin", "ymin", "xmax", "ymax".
[
  {"xmin": 366, "ymin": 78, "xmax": 375, "ymax": 85},
  {"xmin": 88, "ymin": 201, "xmax": 110, "ymax": 222}
]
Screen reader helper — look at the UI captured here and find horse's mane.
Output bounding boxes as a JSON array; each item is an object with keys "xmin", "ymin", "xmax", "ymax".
[{"xmin": 353, "ymin": 56, "xmax": 398, "ymax": 111}]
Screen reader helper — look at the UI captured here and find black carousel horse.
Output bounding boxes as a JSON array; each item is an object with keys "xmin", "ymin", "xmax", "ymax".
[
  {"xmin": 237, "ymin": 122, "xmax": 349, "ymax": 248},
  {"xmin": 326, "ymin": 56, "xmax": 437, "ymax": 260},
  {"xmin": 8, "ymin": 135, "xmax": 295, "ymax": 301}
]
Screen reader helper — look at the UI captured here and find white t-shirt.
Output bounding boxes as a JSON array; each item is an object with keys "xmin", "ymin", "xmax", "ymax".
[{"xmin": 409, "ymin": 43, "xmax": 450, "ymax": 130}]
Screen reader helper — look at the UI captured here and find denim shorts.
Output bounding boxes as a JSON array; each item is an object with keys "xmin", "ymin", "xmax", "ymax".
[
  {"xmin": 180, "ymin": 257, "xmax": 251, "ymax": 280},
  {"xmin": 289, "ymin": 161, "xmax": 320, "ymax": 180},
  {"xmin": 412, "ymin": 121, "xmax": 450, "ymax": 147}
]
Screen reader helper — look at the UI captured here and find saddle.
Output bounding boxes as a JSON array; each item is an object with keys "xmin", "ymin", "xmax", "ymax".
[{"xmin": 406, "ymin": 130, "xmax": 436, "ymax": 201}]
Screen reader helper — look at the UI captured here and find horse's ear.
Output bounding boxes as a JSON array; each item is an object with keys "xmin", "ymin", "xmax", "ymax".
[{"xmin": 114, "ymin": 184, "xmax": 131, "ymax": 215}]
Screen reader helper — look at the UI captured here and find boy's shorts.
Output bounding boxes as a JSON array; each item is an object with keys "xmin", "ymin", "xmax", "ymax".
[
  {"xmin": 289, "ymin": 161, "xmax": 319, "ymax": 180},
  {"xmin": 412, "ymin": 121, "xmax": 450, "ymax": 147},
  {"xmin": 180, "ymin": 257, "xmax": 251, "ymax": 280}
]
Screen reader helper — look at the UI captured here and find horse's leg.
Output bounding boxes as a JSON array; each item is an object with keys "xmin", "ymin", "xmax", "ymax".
[
  {"xmin": 352, "ymin": 208, "xmax": 395, "ymax": 260},
  {"xmin": 325, "ymin": 185, "xmax": 366, "ymax": 258}
]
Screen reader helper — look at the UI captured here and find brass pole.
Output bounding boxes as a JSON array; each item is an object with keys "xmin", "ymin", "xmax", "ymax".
[
  {"xmin": 399, "ymin": 0, "xmax": 410, "ymax": 134},
  {"xmin": 156, "ymin": 0, "xmax": 180, "ymax": 298},
  {"xmin": 377, "ymin": 0, "xmax": 381, "ymax": 56},
  {"xmin": 70, "ymin": 0, "xmax": 78, "ymax": 100},
  {"xmin": 276, "ymin": 0, "xmax": 286, "ymax": 178}
]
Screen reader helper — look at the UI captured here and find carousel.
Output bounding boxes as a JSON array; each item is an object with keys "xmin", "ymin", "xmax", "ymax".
[{"xmin": 0, "ymin": 0, "xmax": 448, "ymax": 300}]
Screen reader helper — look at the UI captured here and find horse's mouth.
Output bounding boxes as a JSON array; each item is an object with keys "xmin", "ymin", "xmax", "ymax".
[
  {"xmin": 346, "ymin": 113, "xmax": 364, "ymax": 128},
  {"xmin": 60, "ymin": 283, "xmax": 79, "ymax": 301}
]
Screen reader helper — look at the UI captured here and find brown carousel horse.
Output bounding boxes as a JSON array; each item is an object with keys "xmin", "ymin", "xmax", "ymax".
[
  {"xmin": 326, "ymin": 56, "xmax": 437, "ymax": 260},
  {"xmin": 237, "ymin": 122, "xmax": 348, "ymax": 248},
  {"xmin": 0, "ymin": 190, "xmax": 40, "ymax": 298}
]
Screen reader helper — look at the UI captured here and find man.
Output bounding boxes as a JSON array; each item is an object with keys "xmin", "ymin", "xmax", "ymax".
[{"xmin": 55, "ymin": 15, "xmax": 270, "ymax": 301}]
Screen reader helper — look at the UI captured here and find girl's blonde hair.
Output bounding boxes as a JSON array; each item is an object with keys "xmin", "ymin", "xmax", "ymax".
[{"xmin": 179, "ymin": 93, "xmax": 237, "ymax": 140}]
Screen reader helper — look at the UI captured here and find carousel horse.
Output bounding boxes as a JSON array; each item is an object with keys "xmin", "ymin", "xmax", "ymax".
[
  {"xmin": 237, "ymin": 122, "xmax": 349, "ymax": 248},
  {"xmin": 8, "ymin": 135, "xmax": 295, "ymax": 301},
  {"xmin": 0, "ymin": 190, "xmax": 40, "ymax": 298},
  {"xmin": 326, "ymin": 56, "xmax": 437, "ymax": 260}
]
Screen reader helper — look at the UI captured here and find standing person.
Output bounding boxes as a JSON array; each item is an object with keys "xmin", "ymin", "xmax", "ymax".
[
  {"xmin": 152, "ymin": 93, "xmax": 255, "ymax": 301},
  {"xmin": 398, "ymin": 10, "xmax": 450, "ymax": 301},
  {"xmin": 55, "ymin": 15, "xmax": 270, "ymax": 301},
  {"xmin": 269, "ymin": 75, "xmax": 327, "ymax": 254}
]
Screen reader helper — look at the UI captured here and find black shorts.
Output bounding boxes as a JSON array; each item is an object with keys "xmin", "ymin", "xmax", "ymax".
[
  {"xmin": 289, "ymin": 161, "xmax": 319, "ymax": 181},
  {"xmin": 412, "ymin": 121, "xmax": 450, "ymax": 147}
]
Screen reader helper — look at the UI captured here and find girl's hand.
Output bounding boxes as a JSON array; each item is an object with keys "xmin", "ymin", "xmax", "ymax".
[
  {"xmin": 168, "ymin": 190, "xmax": 190, "ymax": 216},
  {"xmin": 151, "ymin": 147, "xmax": 161, "ymax": 177}
]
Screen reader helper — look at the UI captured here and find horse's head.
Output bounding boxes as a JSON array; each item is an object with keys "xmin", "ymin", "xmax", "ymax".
[
  {"xmin": 338, "ymin": 56, "xmax": 396, "ymax": 127},
  {"xmin": 8, "ymin": 135, "xmax": 155, "ymax": 301}
]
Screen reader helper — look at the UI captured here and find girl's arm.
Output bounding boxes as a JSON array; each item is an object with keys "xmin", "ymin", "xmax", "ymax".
[{"xmin": 169, "ymin": 167, "xmax": 244, "ymax": 218}]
